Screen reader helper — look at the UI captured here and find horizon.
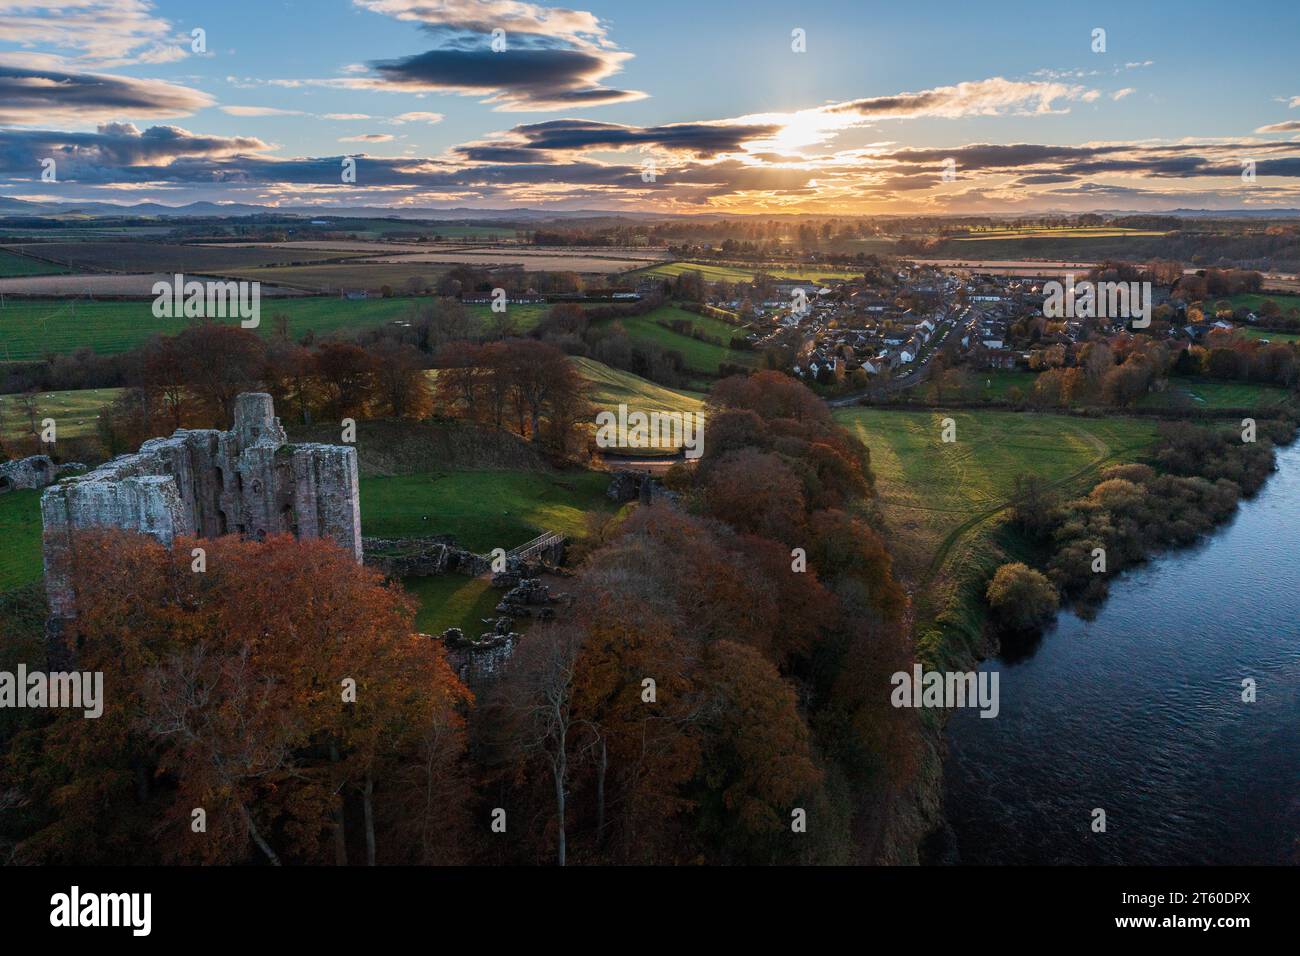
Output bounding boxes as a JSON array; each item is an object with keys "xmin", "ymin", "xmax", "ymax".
[{"xmin": 3, "ymin": 0, "xmax": 1300, "ymax": 214}]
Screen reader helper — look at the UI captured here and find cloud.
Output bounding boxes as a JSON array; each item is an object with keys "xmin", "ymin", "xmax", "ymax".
[
  {"xmin": 366, "ymin": 45, "xmax": 643, "ymax": 110},
  {"xmin": 460, "ymin": 119, "xmax": 780, "ymax": 160},
  {"xmin": 391, "ymin": 111, "xmax": 445, "ymax": 124},
  {"xmin": 349, "ymin": 0, "xmax": 643, "ymax": 110},
  {"xmin": 352, "ymin": 0, "xmax": 610, "ymax": 45},
  {"xmin": 0, "ymin": 123, "xmax": 269, "ymax": 179},
  {"xmin": 0, "ymin": 0, "xmax": 185, "ymax": 67},
  {"xmin": 1112, "ymin": 88, "xmax": 1135, "ymax": 100},
  {"xmin": 221, "ymin": 105, "xmax": 305, "ymax": 117},
  {"xmin": 1015, "ymin": 173, "xmax": 1078, "ymax": 184},
  {"xmin": 829, "ymin": 77, "xmax": 1095, "ymax": 120},
  {"xmin": 1257, "ymin": 120, "xmax": 1300, "ymax": 133},
  {"xmin": 340, "ymin": 133, "xmax": 395, "ymax": 142},
  {"xmin": 0, "ymin": 63, "xmax": 213, "ymax": 125}
]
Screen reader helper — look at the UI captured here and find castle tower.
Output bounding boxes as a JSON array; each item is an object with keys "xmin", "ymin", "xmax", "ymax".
[{"xmin": 40, "ymin": 393, "xmax": 361, "ymax": 663}]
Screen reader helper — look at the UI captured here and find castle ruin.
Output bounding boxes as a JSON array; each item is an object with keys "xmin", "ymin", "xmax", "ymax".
[{"xmin": 41, "ymin": 393, "xmax": 361, "ymax": 631}]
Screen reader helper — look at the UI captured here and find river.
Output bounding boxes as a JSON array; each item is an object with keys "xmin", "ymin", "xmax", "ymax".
[{"xmin": 942, "ymin": 441, "xmax": 1300, "ymax": 865}]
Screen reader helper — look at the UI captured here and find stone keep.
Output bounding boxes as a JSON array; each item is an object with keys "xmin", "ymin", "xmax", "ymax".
[{"xmin": 41, "ymin": 393, "xmax": 362, "ymax": 620}]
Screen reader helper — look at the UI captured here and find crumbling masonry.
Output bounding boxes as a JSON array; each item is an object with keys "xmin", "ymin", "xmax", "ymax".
[{"xmin": 41, "ymin": 393, "xmax": 361, "ymax": 639}]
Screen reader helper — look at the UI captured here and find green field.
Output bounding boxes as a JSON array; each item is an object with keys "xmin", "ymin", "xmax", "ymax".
[
  {"xmin": 1225, "ymin": 292, "xmax": 1300, "ymax": 315},
  {"xmin": 0, "ymin": 489, "xmax": 42, "ymax": 594},
  {"xmin": 1239, "ymin": 326, "xmax": 1300, "ymax": 343},
  {"xmin": 0, "ymin": 296, "xmax": 431, "ymax": 360},
  {"xmin": 404, "ymin": 573, "xmax": 505, "ymax": 636},
  {"xmin": 0, "ymin": 249, "xmax": 70, "ymax": 277},
  {"xmin": 1142, "ymin": 380, "xmax": 1293, "ymax": 409},
  {"xmin": 0, "ymin": 388, "xmax": 124, "ymax": 443},
  {"xmin": 359, "ymin": 468, "xmax": 613, "ymax": 553},
  {"xmin": 970, "ymin": 369, "xmax": 1292, "ymax": 410},
  {"xmin": 0, "ymin": 295, "xmax": 580, "ymax": 360},
  {"xmin": 834, "ymin": 408, "xmax": 1158, "ymax": 666},
  {"xmin": 573, "ymin": 356, "xmax": 706, "ymax": 418},
  {"xmin": 595, "ymin": 305, "xmax": 758, "ymax": 379}
]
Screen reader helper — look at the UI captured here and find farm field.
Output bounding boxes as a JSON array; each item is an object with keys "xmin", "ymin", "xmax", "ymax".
[
  {"xmin": 0, "ymin": 388, "xmax": 123, "ymax": 442},
  {"xmin": 929, "ymin": 233, "xmax": 1172, "ymax": 261},
  {"xmin": 630, "ymin": 261, "xmax": 864, "ymax": 284},
  {"xmin": 348, "ymin": 250, "xmax": 666, "ymax": 272},
  {"xmin": 0, "ymin": 273, "xmax": 306, "ymax": 297},
  {"xmin": 359, "ymin": 468, "xmax": 613, "ymax": 553},
  {"xmin": 195, "ymin": 240, "xmax": 464, "ymax": 253},
  {"xmin": 1, "ymin": 241, "xmax": 370, "ymax": 273},
  {"xmin": 835, "ymin": 407, "xmax": 1158, "ymax": 665},
  {"xmin": 592, "ymin": 304, "xmax": 758, "ymax": 379},
  {"xmin": 952, "ymin": 226, "xmax": 1167, "ymax": 240},
  {"xmin": 0, "ymin": 296, "xmax": 427, "ymax": 359},
  {"xmin": 0, "ymin": 249, "xmax": 69, "ymax": 277},
  {"xmin": 221, "ymin": 263, "xmax": 452, "ymax": 292},
  {"xmin": 0, "ymin": 489, "xmax": 42, "ymax": 594}
]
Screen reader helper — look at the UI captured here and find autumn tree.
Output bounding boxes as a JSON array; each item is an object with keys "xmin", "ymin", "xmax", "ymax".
[
  {"xmin": 9, "ymin": 531, "xmax": 471, "ymax": 866},
  {"xmin": 314, "ymin": 341, "xmax": 376, "ymax": 421}
]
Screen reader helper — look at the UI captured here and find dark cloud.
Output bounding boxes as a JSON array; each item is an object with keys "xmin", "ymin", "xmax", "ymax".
[
  {"xmin": 367, "ymin": 44, "xmax": 641, "ymax": 110},
  {"xmin": 0, "ymin": 65, "xmax": 212, "ymax": 125},
  {"xmin": 459, "ymin": 119, "xmax": 778, "ymax": 160},
  {"xmin": 0, "ymin": 124, "xmax": 267, "ymax": 179},
  {"xmin": 1015, "ymin": 173, "xmax": 1078, "ymax": 184}
]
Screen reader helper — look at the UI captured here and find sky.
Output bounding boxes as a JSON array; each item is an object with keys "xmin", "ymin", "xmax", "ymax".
[{"xmin": 2, "ymin": 0, "xmax": 1300, "ymax": 214}]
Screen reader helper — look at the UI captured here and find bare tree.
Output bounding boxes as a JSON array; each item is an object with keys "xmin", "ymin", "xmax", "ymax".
[{"xmin": 498, "ymin": 623, "xmax": 591, "ymax": 866}]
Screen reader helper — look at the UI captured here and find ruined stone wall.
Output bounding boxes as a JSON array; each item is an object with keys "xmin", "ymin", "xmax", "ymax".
[
  {"xmin": 41, "ymin": 393, "xmax": 361, "ymax": 623},
  {"xmin": 0, "ymin": 455, "xmax": 55, "ymax": 492}
]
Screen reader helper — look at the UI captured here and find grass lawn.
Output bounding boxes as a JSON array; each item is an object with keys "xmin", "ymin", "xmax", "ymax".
[
  {"xmin": 573, "ymin": 356, "xmax": 706, "ymax": 418},
  {"xmin": 1225, "ymin": 292, "xmax": 1300, "ymax": 316},
  {"xmin": 0, "ymin": 387, "xmax": 124, "ymax": 443},
  {"xmin": 0, "ymin": 249, "xmax": 70, "ymax": 277},
  {"xmin": 968, "ymin": 369, "xmax": 1292, "ymax": 411},
  {"xmin": 835, "ymin": 407, "xmax": 1158, "ymax": 666},
  {"xmin": 1141, "ymin": 380, "xmax": 1293, "ymax": 409},
  {"xmin": 973, "ymin": 369, "xmax": 1039, "ymax": 400},
  {"xmin": 0, "ymin": 296, "xmax": 431, "ymax": 360},
  {"xmin": 0, "ymin": 489, "xmax": 43, "ymax": 594},
  {"xmin": 359, "ymin": 468, "xmax": 613, "ymax": 553},
  {"xmin": 1239, "ymin": 326, "xmax": 1300, "ymax": 343},
  {"xmin": 404, "ymin": 573, "xmax": 503, "ymax": 636},
  {"xmin": 595, "ymin": 305, "xmax": 758, "ymax": 379}
]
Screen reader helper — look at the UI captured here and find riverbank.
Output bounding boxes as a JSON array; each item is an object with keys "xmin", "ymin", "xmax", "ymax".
[
  {"xmin": 943, "ymin": 434, "xmax": 1300, "ymax": 863},
  {"xmin": 924, "ymin": 416, "xmax": 1300, "ymax": 864},
  {"xmin": 855, "ymin": 406, "xmax": 1300, "ymax": 865}
]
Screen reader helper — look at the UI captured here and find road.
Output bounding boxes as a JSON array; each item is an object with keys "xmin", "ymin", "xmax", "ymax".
[{"xmin": 827, "ymin": 319, "xmax": 959, "ymax": 408}]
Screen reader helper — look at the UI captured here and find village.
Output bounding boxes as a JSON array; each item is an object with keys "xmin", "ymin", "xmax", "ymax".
[{"xmin": 692, "ymin": 262, "xmax": 1271, "ymax": 394}]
